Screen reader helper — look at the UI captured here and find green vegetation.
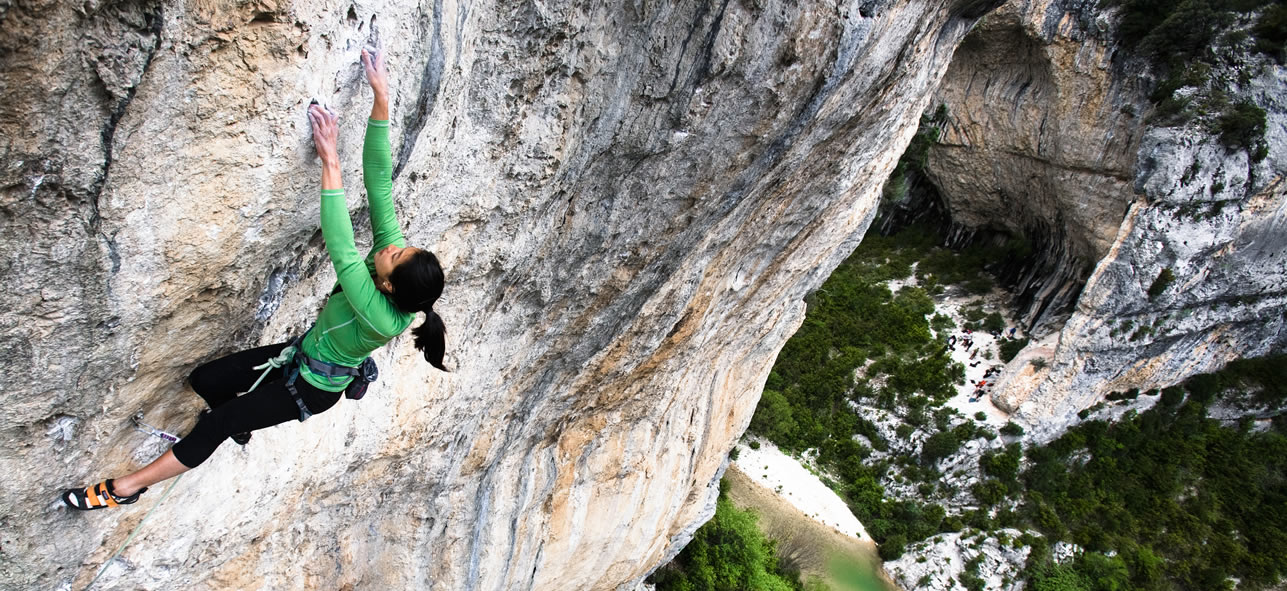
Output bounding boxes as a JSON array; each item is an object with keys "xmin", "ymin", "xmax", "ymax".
[
  {"xmin": 983, "ymin": 312, "xmax": 1006, "ymax": 333},
  {"xmin": 747, "ymin": 193, "xmax": 1286, "ymax": 590},
  {"xmin": 1147, "ymin": 268, "xmax": 1175, "ymax": 298},
  {"xmin": 999, "ymin": 338, "xmax": 1029, "ymax": 363},
  {"xmin": 746, "ymin": 208, "xmax": 1038, "ymax": 559},
  {"xmin": 1113, "ymin": 0, "xmax": 1285, "ymax": 66},
  {"xmin": 1116, "ymin": 0, "xmax": 1233, "ymax": 63},
  {"xmin": 1216, "ymin": 100, "xmax": 1268, "ymax": 154},
  {"xmin": 749, "ymin": 112, "xmax": 1042, "ymax": 558},
  {"xmin": 1107, "ymin": 0, "xmax": 1281, "ymax": 154},
  {"xmin": 931, "ymin": 313, "xmax": 956, "ymax": 333},
  {"xmin": 755, "ymin": 228, "xmax": 969, "ymax": 456},
  {"xmin": 650, "ymin": 480, "xmax": 814, "ymax": 591},
  {"xmin": 882, "ymin": 108, "xmax": 946, "ymax": 206},
  {"xmin": 1016, "ymin": 354, "xmax": 1287, "ymax": 590},
  {"xmin": 1252, "ymin": 3, "xmax": 1287, "ymax": 60},
  {"xmin": 737, "ymin": 99, "xmax": 1287, "ymax": 590}
]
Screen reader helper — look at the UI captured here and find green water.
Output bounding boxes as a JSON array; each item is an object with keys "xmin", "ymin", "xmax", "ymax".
[{"xmin": 826, "ymin": 554, "xmax": 896, "ymax": 591}]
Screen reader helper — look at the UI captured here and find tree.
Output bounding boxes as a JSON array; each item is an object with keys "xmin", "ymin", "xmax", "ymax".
[
  {"xmin": 922, "ymin": 430, "xmax": 961, "ymax": 464},
  {"xmin": 983, "ymin": 312, "xmax": 1005, "ymax": 333},
  {"xmin": 1000, "ymin": 338, "xmax": 1029, "ymax": 362},
  {"xmin": 1079, "ymin": 552, "xmax": 1130, "ymax": 591},
  {"xmin": 972, "ymin": 479, "xmax": 1010, "ymax": 505},
  {"xmin": 651, "ymin": 494, "xmax": 803, "ymax": 591},
  {"xmin": 1030, "ymin": 563, "xmax": 1091, "ymax": 591},
  {"xmin": 879, "ymin": 533, "xmax": 907, "ymax": 560},
  {"xmin": 1147, "ymin": 268, "xmax": 1175, "ymax": 298},
  {"xmin": 749, "ymin": 389, "xmax": 798, "ymax": 443}
]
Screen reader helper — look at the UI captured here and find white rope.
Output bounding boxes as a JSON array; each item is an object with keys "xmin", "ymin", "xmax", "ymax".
[
  {"xmin": 82, "ymin": 474, "xmax": 183, "ymax": 591},
  {"xmin": 249, "ymin": 344, "xmax": 297, "ymax": 392}
]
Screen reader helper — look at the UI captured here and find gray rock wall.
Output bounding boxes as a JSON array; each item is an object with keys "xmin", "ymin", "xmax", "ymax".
[
  {"xmin": 0, "ymin": 0, "xmax": 997, "ymax": 588},
  {"xmin": 923, "ymin": 0, "xmax": 1287, "ymax": 426},
  {"xmin": 927, "ymin": 0, "xmax": 1150, "ymax": 329}
]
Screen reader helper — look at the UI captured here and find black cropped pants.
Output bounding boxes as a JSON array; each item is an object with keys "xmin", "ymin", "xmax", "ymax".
[{"xmin": 170, "ymin": 341, "xmax": 343, "ymax": 468}]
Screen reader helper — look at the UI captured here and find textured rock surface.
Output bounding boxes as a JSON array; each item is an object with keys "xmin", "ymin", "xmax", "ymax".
[
  {"xmin": 923, "ymin": 0, "xmax": 1287, "ymax": 426},
  {"xmin": 926, "ymin": 0, "xmax": 1150, "ymax": 329},
  {"xmin": 885, "ymin": 529, "xmax": 1031, "ymax": 591},
  {"xmin": 0, "ymin": 0, "xmax": 997, "ymax": 589},
  {"xmin": 1008, "ymin": 103, "xmax": 1287, "ymax": 427}
]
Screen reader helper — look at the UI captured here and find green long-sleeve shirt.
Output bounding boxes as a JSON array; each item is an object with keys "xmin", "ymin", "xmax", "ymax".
[{"xmin": 299, "ymin": 119, "xmax": 414, "ymax": 392}]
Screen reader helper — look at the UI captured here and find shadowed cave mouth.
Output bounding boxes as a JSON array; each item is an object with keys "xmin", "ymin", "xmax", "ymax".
[{"xmin": 873, "ymin": 115, "xmax": 1090, "ymax": 334}]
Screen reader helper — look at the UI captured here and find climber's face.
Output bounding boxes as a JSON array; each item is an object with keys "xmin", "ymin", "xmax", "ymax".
[{"xmin": 374, "ymin": 244, "xmax": 422, "ymax": 293}]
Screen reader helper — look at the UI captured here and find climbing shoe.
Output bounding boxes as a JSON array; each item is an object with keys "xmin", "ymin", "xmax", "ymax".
[{"xmin": 61, "ymin": 479, "xmax": 146, "ymax": 511}]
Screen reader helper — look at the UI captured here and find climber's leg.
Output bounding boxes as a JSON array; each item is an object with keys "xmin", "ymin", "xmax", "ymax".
[
  {"xmin": 108, "ymin": 450, "xmax": 189, "ymax": 497},
  {"xmin": 63, "ymin": 371, "xmax": 341, "ymax": 509},
  {"xmin": 187, "ymin": 341, "xmax": 292, "ymax": 409},
  {"xmin": 169, "ymin": 373, "xmax": 342, "ymax": 469}
]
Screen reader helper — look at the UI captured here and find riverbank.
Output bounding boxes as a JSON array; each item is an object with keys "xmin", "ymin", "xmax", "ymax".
[
  {"xmin": 733, "ymin": 437, "xmax": 871, "ymax": 541},
  {"xmin": 723, "ymin": 464, "xmax": 896, "ymax": 591}
]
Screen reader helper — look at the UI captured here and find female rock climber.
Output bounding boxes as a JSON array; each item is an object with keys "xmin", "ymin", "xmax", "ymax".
[{"xmin": 61, "ymin": 49, "xmax": 447, "ymax": 510}]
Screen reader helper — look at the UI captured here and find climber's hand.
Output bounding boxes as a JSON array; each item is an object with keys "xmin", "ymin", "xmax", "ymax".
[
  {"xmin": 308, "ymin": 104, "xmax": 340, "ymax": 165},
  {"xmin": 361, "ymin": 48, "xmax": 389, "ymax": 98}
]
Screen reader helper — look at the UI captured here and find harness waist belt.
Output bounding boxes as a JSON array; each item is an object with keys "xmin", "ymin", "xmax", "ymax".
[
  {"xmin": 284, "ymin": 330, "xmax": 371, "ymax": 421},
  {"xmin": 296, "ymin": 351, "xmax": 362, "ymax": 379}
]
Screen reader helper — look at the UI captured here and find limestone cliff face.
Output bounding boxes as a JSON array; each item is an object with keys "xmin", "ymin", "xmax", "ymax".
[
  {"xmin": 923, "ymin": 0, "xmax": 1287, "ymax": 425},
  {"xmin": 0, "ymin": 0, "xmax": 996, "ymax": 588},
  {"xmin": 927, "ymin": 0, "xmax": 1149, "ymax": 329}
]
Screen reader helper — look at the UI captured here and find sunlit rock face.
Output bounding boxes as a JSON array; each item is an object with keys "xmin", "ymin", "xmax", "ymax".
[
  {"xmin": 923, "ymin": 0, "xmax": 1287, "ymax": 428},
  {"xmin": 0, "ymin": 0, "xmax": 997, "ymax": 588}
]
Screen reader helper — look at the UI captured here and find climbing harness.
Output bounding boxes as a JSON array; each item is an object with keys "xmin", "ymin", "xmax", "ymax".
[
  {"xmin": 299, "ymin": 353, "xmax": 378, "ymax": 401},
  {"xmin": 251, "ymin": 331, "xmax": 379, "ymax": 422},
  {"xmin": 251, "ymin": 338, "xmax": 308, "ymax": 419},
  {"xmin": 131, "ymin": 413, "xmax": 180, "ymax": 444}
]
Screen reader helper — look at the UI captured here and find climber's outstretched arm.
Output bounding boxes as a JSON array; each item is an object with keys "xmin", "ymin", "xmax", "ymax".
[
  {"xmin": 360, "ymin": 48, "xmax": 404, "ymax": 254},
  {"xmin": 310, "ymin": 105, "xmax": 382, "ymax": 305}
]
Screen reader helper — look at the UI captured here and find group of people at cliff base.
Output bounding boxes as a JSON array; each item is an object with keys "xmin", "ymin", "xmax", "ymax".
[
  {"xmin": 948, "ymin": 326, "xmax": 1020, "ymax": 348},
  {"xmin": 945, "ymin": 324, "xmax": 1022, "ymax": 405},
  {"xmin": 969, "ymin": 367, "xmax": 1004, "ymax": 402},
  {"xmin": 945, "ymin": 326, "xmax": 1020, "ymax": 356},
  {"xmin": 60, "ymin": 49, "xmax": 449, "ymax": 511}
]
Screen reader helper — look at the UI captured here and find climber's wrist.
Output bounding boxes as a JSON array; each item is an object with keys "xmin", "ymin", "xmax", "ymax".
[
  {"xmin": 369, "ymin": 93, "xmax": 389, "ymax": 121},
  {"xmin": 320, "ymin": 161, "xmax": 343, "ymax": 190}
]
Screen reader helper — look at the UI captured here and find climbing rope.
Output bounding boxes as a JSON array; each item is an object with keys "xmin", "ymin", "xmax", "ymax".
[
  {"xmin": 250, "ymin": 343, "xmax": 298, "ymax": 392},
  {"xmin": 82, "ymin": 473, "xmax": 183, "ymax": 591}
]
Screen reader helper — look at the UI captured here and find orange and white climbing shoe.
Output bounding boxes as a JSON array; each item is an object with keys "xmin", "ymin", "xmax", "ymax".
[{"xmin": 61, "ymin": 480, "xmax": 146, "ymax": 511}]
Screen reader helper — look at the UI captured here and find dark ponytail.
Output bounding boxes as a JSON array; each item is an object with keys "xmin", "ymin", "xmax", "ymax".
[
  {"xmin": 388, "ymin": 249, "xmax": 448, "ymax": 371},
  {"xmin": 413, "ymin": 309, "xmax": 447, "ymax": 371}
]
